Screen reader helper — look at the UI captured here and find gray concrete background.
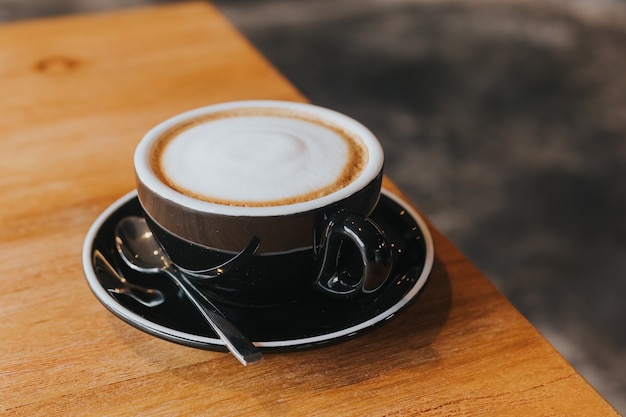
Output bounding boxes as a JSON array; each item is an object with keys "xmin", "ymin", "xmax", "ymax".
[{"xmin": 2, "ymin": 0, "xmax": 624, "ymax": 413}]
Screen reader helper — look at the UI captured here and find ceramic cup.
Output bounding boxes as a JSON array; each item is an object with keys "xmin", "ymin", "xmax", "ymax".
[{"xmin": 134, "ymin": 100, "xmax": 392, "ymax": 306}]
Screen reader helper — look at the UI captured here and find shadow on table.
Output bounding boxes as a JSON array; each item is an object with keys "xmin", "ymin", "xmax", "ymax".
[{"xmin": 162, "ymin": 256, "xmax": 452, "ymax": 388}]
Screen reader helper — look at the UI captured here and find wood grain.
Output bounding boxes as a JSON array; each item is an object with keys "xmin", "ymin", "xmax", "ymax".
[{"xmin": 0, "ymin": 2, "xmax": 618, "ymax": 416}]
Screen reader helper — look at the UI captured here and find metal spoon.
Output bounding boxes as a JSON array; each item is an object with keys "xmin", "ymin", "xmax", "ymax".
[{"xmin": 114, "ymin": 216, "xmax": 262, "ymax": 366}]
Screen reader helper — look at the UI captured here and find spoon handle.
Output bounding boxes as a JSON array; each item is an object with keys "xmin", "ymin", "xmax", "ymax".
[{"xmin": 164, "ymin": 268, "xmax": 263, "ymax": 366}]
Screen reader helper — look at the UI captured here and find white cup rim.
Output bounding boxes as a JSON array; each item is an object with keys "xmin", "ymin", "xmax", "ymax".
[{"xmin": 134, "ymin": 100, "xmax": 384, "ymax": 217}]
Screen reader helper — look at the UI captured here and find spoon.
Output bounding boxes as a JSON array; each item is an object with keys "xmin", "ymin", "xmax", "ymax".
[{"xmin": 115, "ymin": 216, "xmax": 262, "ymax": 366}]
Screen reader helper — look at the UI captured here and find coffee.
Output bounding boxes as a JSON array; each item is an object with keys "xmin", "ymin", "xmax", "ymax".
[{"xmin": 149, "ymin": 108, "xmax": 369, "ymax": 207}]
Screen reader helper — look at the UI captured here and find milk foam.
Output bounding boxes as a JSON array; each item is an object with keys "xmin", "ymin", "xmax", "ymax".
[{"xmin": 157, "ymin": 115, "xmax": 364, "ymax": 206}]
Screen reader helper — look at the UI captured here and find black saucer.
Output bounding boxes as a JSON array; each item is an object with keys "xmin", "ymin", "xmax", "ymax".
[{"xmin": 82, "ymin": 190, "xmax": 434, "ymax": 352}]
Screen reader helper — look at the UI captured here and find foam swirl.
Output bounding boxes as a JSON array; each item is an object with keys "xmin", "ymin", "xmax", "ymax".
[{"xmin": 153, "ymin": 112, "xmax": 367, "ymax": 207}]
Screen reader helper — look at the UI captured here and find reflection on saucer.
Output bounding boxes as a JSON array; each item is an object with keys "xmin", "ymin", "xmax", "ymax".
[{"xmin": 82, "ymin": 190, "xmax": 434, "ymax": 352}]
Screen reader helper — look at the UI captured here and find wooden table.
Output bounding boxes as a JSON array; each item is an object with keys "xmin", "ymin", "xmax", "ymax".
[{"xmin": 0, "ymin": 2, "xmax": 619, "ymax": 415}]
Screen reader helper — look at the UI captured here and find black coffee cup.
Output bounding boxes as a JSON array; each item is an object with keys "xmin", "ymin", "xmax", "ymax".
[{"xmin": 134, "ymin": 100, "xmax": 392, "ymax": 306}]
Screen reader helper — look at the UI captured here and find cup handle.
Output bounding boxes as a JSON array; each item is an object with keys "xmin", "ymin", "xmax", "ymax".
[{"xmin": 316, "ymin": 210, "xmax": 392, "ymax": 296}]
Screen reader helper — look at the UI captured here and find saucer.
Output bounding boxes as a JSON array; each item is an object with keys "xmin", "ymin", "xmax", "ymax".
[{"xmin": 82, "ymin": 189, "xmax": 434, "ymax": 352}]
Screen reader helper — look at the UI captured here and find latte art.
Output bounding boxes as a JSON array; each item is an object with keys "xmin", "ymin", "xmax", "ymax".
[{"xmin": 150, "ymin": 108, "xmax": 368, "ymax": 207}]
